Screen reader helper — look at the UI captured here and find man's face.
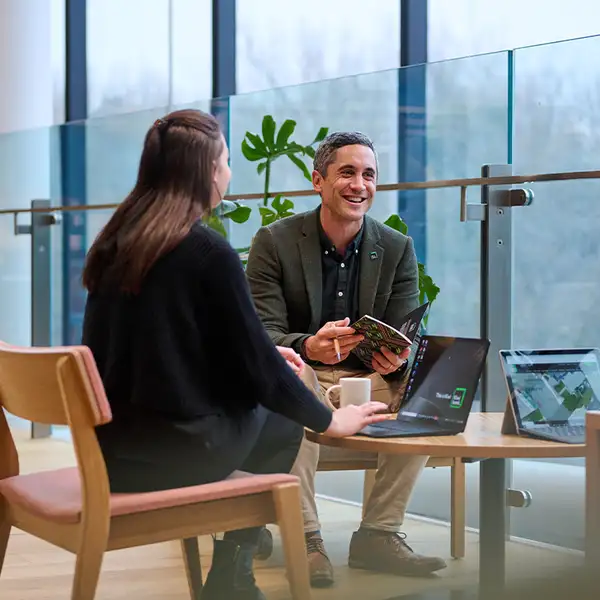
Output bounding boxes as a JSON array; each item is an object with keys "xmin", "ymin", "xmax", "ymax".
[{"xmin": 312, "ymin": 144, "xmax": 376, "ymax": 224}]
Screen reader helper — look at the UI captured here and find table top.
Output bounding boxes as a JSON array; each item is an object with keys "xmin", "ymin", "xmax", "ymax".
[{"xmin": 305, "ymin": 413, "xmax": 585, "ymax": 459}]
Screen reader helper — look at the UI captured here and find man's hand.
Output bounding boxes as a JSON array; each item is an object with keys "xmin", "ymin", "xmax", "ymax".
[
  {"xmin": 276, "ymin": 346, "xmax": 305, "ymax": 376},
  {"xmin": 372, "ymin": 346, "xmax": 410, "ymax": 376},
  {"xmin": 304, "ymin": 318, "xmax": 363, "ymax": 365}
]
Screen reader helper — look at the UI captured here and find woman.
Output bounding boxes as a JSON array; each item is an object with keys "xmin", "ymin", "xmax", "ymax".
[{"xmin": 81, "ymin": 109, "xmax": 387, "ymax": 600}]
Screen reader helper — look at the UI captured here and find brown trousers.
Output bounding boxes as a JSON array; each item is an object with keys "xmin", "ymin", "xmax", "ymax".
[{"xmin": 293, "ymin": 365, "xmax": 429, "ymax": 533}]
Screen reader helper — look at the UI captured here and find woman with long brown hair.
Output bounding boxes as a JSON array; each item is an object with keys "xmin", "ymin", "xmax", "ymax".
[{"xmin": 81, "ymin": 109, "xmax": 387, "ymax": 599}]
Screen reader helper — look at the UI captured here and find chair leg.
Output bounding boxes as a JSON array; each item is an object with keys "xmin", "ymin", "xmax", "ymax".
[
  {"xmin": 362, "ymin": 469, "xmax": 376, "ymax": 520},
  {"xmin": 71, "ymin": 533, "xmax": 106, "ymax": 600},
  {"xmin": 450, "ymin": 458, "xmax": 466, "ymax": 559},
  {"xmin": 181, "ymin": 537, "xmax": 203, "ymax": 600},
  {"xmin": 0, "ymin": 502, "xmax": 11, "ymax": 574},
  {"xmin": 272, "ymin": 483, "xmax": 312, "ymax": 600}
]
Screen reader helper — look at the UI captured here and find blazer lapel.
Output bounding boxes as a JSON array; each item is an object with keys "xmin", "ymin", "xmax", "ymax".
[
  {"xmin": 358, "ymin": 216, "xmax": 384, "ymax": 317},
  {"xmin": 299, "ymin": 210, "xmax": 323, "ymax": 331}
]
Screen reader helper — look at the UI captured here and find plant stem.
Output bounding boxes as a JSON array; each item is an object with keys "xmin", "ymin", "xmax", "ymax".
[{"xmin": 263, "ymin": 160, "xmax": 271, "ymax": 206}]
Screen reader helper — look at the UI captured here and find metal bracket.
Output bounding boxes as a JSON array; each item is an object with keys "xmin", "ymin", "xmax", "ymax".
[
  {"xmin": 506, "ymin": 488, "xmax": 533, "ymax": 508},
  {"xmin": 14, "ymin": 210, "xmax": 61, "ymax": 236},
  {"xmin": 13, "ymin": 213, "xmax": 31, "ymax": 235},
  {"xmin": 460, "ymin": 185, "xmax": 534, "ymax": 222}
]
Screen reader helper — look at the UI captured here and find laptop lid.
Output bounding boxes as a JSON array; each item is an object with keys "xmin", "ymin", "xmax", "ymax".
[
  {"xmin": 499, "ymin": 348, "xmax": 600, "ymax": 432},
  {"xmin": 398, "ymin": 302, "xmax": 430, "ymax": 344},
  {"xmin": 397, "ymin": 335, "xmax": 490, "ymax": 430}
]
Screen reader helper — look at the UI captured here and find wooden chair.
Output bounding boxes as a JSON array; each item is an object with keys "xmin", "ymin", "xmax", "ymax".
[
  {"xmin": 0, "ymin": 342, "xmax": 311, "ymax": 600},
  {"xmin": 317, "ymin": 452, "xmax": 466, "ymax": 559},
  {"xmin": 586, "ymin": 410, "xmax": 600, "ymax": 569}
]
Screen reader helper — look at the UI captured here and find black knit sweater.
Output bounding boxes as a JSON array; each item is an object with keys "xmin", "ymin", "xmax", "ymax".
[{"xmin": 82, "ymin": 221, "xmax": 333, "ymax": 434}]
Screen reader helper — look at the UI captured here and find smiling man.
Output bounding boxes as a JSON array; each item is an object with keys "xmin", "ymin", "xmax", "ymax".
[{"xmin": 246, "ymin": 132, "xmax": 446, "ymax": 587}]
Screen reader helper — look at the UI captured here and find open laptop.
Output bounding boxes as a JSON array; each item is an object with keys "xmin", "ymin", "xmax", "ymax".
[
  {"xmin": 357, "ymin": 335, "xmax": 490, "ymax": 438},
  {"xmin": 499, "ymin": 348, "xmax": 600, "ymax": 444}
]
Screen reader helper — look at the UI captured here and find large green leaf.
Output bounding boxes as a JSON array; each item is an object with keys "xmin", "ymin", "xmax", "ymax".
[
  {"xmin": 275, "ymin": 119, "xmax": 296, "ymax": 150},
  {"xmin": 245, "ymin": 132, "xmax": 268, "ymax": 155},
  {"xmin": 262, "ymin": 115, "xmax": 276, "ymax": 151},
  {"xmin": 223, "ymin": 202, "xmax": 251, "ymax": 224},
  {"xmin": 241, "ymin": 138, "xmax": 265, "ymax": 161},
  {"xmin": 285, "ymin": 142, "xmax": 306, "ymax": 154},
  {"xmin": 312, "ymin": 127, "xmax": 328, "ymax": 144},
  {"xmin": 259, "ymin": 206, "xmax": 278, "ymax": 226},
  {"xmin": 271, "ymin": 194, "xmax": 295, "ymax": 218},
  {"xmin": 287, "ymin": 153, "xmax": 312, "ymax": 181},
  {"xmin": 384, "ymin": 214, "xmax": 408, "ymax": 235},
  {"xmin": 418, "ymin": 264, "xmax": 441, "ymax": 305},
  {"xmin": 205, "ymin": 214, "xmax": 227, "ymax": 238},
  {"xmin": 257, "ymin": 161, "xmax": 268, "ymax": 175},
  {"xmin": 304, "ymin": 146, "xmax": 316, "ymax": 159}
]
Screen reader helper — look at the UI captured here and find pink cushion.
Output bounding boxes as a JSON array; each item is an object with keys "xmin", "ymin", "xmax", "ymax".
[{"xmin": 0, "ymin": 468, "xmax": 298, "ymax": 524}]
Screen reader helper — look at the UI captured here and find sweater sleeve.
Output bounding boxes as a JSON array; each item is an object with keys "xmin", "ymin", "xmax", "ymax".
[{"xmin": 195, "ymin": 232, "xmax": 333, "ymax": 433}]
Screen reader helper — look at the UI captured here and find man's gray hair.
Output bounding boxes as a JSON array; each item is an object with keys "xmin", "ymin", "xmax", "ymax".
[{"xmin": 313, "ymin": 131, "xmax": 378, "ymax": 177}]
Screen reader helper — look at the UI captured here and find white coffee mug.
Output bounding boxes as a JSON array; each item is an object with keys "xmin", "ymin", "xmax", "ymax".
[{"xmin": 325, "ymin": 377, "xmax": 371, "ymax": 410}]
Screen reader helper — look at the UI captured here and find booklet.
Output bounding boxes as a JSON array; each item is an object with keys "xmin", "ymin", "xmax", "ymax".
[{"xmin": 349, "ymin": 303, "xmax": 430, "ymax": 368}]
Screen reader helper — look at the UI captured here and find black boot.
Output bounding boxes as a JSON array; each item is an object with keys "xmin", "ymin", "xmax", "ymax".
[{"xmin": 201, "ymin": 538, "xmax": 266, "ymax": 600}]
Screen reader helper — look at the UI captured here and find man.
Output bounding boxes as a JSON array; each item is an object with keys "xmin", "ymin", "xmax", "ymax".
[{"xmin": 246, "ymin": 131, "xmax": 446, "ymax": 587}]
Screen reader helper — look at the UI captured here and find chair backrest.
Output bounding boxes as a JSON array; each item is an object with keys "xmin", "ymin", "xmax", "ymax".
[
  {"xmin": 0, "ymin": 342, "xmax": 112, "ymax": 428},
  {"xmin": 0, "ymin": 341, "xmax": 113, "ymax": 526}
]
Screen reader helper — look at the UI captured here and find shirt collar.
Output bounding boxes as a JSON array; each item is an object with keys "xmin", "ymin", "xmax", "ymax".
[{"xmin": 316, "ymin": 206, "xmax": 364, "ymax": 258}]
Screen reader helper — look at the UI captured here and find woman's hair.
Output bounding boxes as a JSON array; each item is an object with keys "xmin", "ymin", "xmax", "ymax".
[{"xmin": 82, "ymin": 108, "xmax": 224, "ymax": 294}]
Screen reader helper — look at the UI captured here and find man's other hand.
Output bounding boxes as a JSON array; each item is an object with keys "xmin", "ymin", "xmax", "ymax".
[
  {"xmin": 304, "ymin": 318, "xmax": 363, "ymax": 365},
  {"xmin": 372, "ymin": 346, "xmax": 410, "ymax": 376}
]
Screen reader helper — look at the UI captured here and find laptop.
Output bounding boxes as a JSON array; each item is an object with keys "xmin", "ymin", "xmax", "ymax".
[
  {"xmin": 357, "ymin": 335, "xmax": 490, "ymax": 438},
  {"xmin": 499, "ymin": 348, "xmax": 600, "ymax": 444}
]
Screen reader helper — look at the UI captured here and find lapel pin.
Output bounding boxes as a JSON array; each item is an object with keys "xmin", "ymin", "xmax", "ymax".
[{"xmin": 370, "ymin": 251, "xmax": 378, "ymax": 260}]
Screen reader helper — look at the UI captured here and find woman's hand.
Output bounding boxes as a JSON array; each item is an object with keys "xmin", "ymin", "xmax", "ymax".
[
  {"xmin": 276, "ymin": 346, "xmax": 305, "ymax": 376},
  {"xmin": 323, "ymin": 401, "xmax": 389, "ymax": 438}
]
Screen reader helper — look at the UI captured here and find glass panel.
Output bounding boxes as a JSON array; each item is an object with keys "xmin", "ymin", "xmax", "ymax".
[
  {"xmin": 84, "ymin": 100, "xmax": 212, "ymax": 208},
  {"xmin": 0, "ymin": 124, "xmax": 61, "ymax": 347},
  {"xmin": 508, "ymin": 35, "xmax": 600, "ymax": 551}
]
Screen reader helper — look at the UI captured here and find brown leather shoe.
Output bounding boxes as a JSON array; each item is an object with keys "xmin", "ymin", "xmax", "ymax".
[
  {"xmin": 348, "ymin": 529, "xmax": 447, "ymax": 576},
  {"xmin": 305, "ymin": 533, "xmax": 334, "ymax": 588}
]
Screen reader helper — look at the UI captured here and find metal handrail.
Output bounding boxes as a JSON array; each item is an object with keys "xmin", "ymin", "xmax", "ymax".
[{"xmin": 0, "ymin": 168, "xmax": 599, "ymax": 216}]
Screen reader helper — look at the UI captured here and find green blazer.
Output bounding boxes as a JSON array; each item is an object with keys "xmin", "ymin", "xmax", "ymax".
[{"xmin": 246, "ymin": 208, "xmax": 420, "ymax": 357}]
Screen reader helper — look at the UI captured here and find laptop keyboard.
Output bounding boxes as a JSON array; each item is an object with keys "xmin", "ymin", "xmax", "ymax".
[
  {"xmin": 533, "ymin": 424, "xmax": 585, "ymax": 438},
  {"xmin": 369, "ymin": 420, "xmax": 442, "ymax": 434}
]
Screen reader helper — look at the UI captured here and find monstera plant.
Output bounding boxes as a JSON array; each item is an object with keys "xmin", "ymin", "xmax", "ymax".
[{"xmin": 241, "ymin": 115, "xmax": 327, "ymax": 226}]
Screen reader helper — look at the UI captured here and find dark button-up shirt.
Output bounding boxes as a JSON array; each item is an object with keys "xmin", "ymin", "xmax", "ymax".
[{"xmin": 317, "ymin": 216, "xmax": 363, "ymax": 329}]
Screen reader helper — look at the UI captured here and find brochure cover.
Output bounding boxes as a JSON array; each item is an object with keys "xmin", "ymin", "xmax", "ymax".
[{"xmin": 350, "ymin": 303, "xmax": 429, "ymax": 368}]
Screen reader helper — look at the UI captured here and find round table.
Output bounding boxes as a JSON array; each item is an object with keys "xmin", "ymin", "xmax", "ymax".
[{"xmin": 305, "ymin": 413, "xmax": 585, "ymax": 458}]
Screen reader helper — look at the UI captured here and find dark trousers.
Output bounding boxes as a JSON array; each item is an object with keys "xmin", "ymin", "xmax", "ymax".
[{"xmin": 99, "ymin": 406, "xmax": 303, "ymax": 546}]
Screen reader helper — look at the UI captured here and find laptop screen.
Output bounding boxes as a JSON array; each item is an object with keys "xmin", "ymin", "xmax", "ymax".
[
  {"xmin": 500, "ymin": 348, "xmax": 600, "ymax": 428},
  {"xmin": 398, "ymin": 336, "xmax": 490, "ymax": 428}
]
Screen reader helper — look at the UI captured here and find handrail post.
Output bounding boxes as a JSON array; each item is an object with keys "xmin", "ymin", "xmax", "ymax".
[
  {"xmin": 479, "ymin": 164, "xmax": 514, "ymax": 599},
  {"xmin": 29, "ymin": 199, "xmax": 60, "ymax": 438}
]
